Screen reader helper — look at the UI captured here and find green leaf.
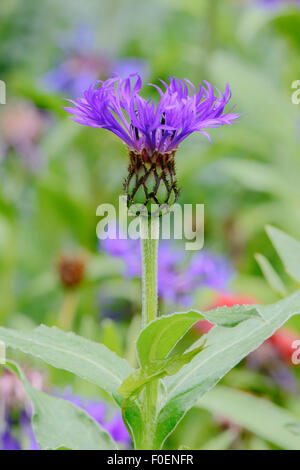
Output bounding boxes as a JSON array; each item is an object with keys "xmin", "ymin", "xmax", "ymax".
[
  {"xmin": 137, "ymin": 308, "xmax": 261, "ymax": 367},
  {"xmin": 266, "ymin": 225, "xmax": 300, "ymax": 284},
  {"xmin": 136, "ymin": 311, "xmax": 202, "ymax": 366},
  {"xmin": 255, "ymin": 253, "xmax": 287, "ymax": 296},
  {"xmin": 201, "ymin": 429, "xmax": 238, "ymax": 451},
  {"xmin": 0, "ymin": 325, "xmax": 143, "ymax": 450},
  {"xmin": 286, "ymin": 422, "xmax": 300, "ymax": 436},
  {"xmin": 100, "ymin": 319, "xmax": 123, "ymax": 356},
  {"xmin": 204, "ymin": 304, "xmax": 262, "ymax": 327},
  {"xmin": 153, "ymin": 289, "xmax": 300, "ymax": 448},
  {"xmin": 118, "ymin": 345, "xmax": 204, "ymax": 401},
  {"xmin": 271, "ymin": 11, "xmax": 300, "ymax": 48},
  {"xmin": 198, "ymin": 386, "xmax": 300, "ymax": 450},
  {"xmin": 4, "ymin": 361, "xmax": 117, "ymax": 450},
  {"xmin": 0, "ymin": 325, "xmax": 132, "ymax": 396}
]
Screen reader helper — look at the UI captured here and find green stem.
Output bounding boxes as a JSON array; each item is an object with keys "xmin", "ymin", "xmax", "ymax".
[
  {"xmin": 58, "ymin": 290, "xmax": 78, "ymax": 331},
  {"xmin": 140, "ymin": 217, "xmax": 159, "ymax": 328},
  {"xmin": 139, "ymin": 216, "xmax": 159, "ymax": 449}
]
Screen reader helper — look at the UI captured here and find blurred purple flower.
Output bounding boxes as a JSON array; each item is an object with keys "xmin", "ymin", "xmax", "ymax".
[
  {"xmin": 101, "ymin": 237, "xmax": 141, "ymax": 277},
  {"xmin": 105, "ymin": 414, "xmax": 131, "ymax": 443},
  {"xmin": 112, "ymin": 58, "xmax": 149, "ymax": 80},
  {"xmin": 0, "ymin": 429, "xmax": 21, "ymax": 451},
  {"xmin": 65, "ymin": 75, "xmax": 240, "ymax": 153},
  {"xmin": 60, "ymin": 388, "xmax": 131, "ymax": 446},
  {"xmin": 0, "ymin": 369, "xmax": 45, "ymax": 450},
  {"xmin": 247, "ymin": 343, "xmax": 298, "ymax": 393},
  {"xmin": 0, "ymin": 375, "xmax": 131, "ymax": 450},
  {"xmin": 43, "ymin": 25, "xmax": 148, "ymax": 98},
  {"xmin": 100, "ymin": 236, "xmax": 234, "ymax": 306},
  {"xmin": 0, "ymin": 100, "xmax": 47, "ymax": 170},
  {"xmin": 43, "ymin": 55, "xmax": 110, "ymax": 98},
  {"xmin": 259, "ymin": 0, "xmax": 300, "ymax": 7}
]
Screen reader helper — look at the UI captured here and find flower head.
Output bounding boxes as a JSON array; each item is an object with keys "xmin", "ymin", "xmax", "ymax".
[{"xmin": 64, "ymin": 74, "xmax": 240, "ymax": 154}]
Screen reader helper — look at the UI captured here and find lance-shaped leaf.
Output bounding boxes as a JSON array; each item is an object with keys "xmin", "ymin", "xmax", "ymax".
[
  {"xmin": 198, "ymin": 386, "xmax": 300, "ymax": 450},
  {"xmin": 153, "ymin": 289, "xmax": 300, "ymax": 448},
  {"xmin": 0, "ymin": 325, "xmax": 132, "ymax": 396},
  {"xmin": 255, "ymin": 252, "xmax": 287, "ymax": 296},
  {"xmin": 201, "ymin": 429, "xmax": 239, "ymax": 451},
  {"xmin": 4, "ymin": 361, "xmax": 118, "ymax": 450},
  {"xmin": 266, "ymin": 225, "xmax": 300, "ymax": 284},
  {"xmin": 204, "ymin": 304, "xmax": 262, "ymax": 327},
  {"xmin": 137, "ymin": 307, "xmax": 261, "ymax": 366},
  {"xmin": 0, "ymin": 325, "xmax": 143, "ymax": 450},
  {"xmin": 118, "ymin": 345, "xmax": 204, "ymax": 401}
]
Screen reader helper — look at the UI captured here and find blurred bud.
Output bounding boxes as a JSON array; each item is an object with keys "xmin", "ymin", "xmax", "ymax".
[
  {"xmin": 124, "ymin": 149, "xmax": 179, "ymax": 214},
  {"xmin": 57, "ymin": 254, "xmax": 85, "ymax": 289},
  {"xmin": 0, "ymin": 100, "xmax": 44, "ymax": 146},
  {"xmin": 0, "ymin": 368, "xmax": 46, "ymax": 411}
]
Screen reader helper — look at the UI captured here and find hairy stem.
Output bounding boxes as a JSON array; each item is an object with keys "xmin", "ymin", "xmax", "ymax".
[{"xmin": 139, "ymin": 216, "xmax": 159, "ymax": 449}]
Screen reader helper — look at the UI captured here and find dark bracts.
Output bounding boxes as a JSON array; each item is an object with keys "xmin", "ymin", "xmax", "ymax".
[{"xmin": 124, "ymin": 148, "xmax": 179, "ymax": 212}]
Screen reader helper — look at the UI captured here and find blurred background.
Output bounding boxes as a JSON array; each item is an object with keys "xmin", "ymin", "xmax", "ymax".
[{"xmin": 1, "ymin": 0, "xmax": 300, "ymax": 450}]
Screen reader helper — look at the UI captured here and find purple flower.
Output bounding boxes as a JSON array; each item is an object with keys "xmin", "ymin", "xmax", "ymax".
[
  {"xmin": 104, "ymin": 414, "xmax": 131, "ymax": 443},
  {"xmin": 43, "ymin": 25, "xmax": 149, "ymax": 99},
  {"xmin": 42, "ymin": 24, "xmax": 108, "ymax": 98},
  {"xmin": 0, "ymin": 370, "xmax": 130, "ymax": 450},
  {"xmin": 64, "ymin": 75, "xmax": 240, "ymax": 153},
  {"xmin": 100, "ymin": 237, "xmax": 234, "ymax": 306},
  {"xmin": 0, "ymin": 428, "xmax": 21, "ymax": 451},
  {"xmin": 61, "ymin": 389, "xmax": 131, "ymax": 446},
  {"xmin": 43, "ymin": 59, "xmax": 108, "ymax": 98},
  {"xmin": 101, "ymin": 236, "xmax": 141, "ymax": 277}
]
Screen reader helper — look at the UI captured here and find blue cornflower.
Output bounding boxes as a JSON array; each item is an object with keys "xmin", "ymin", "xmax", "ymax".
[
  {"xmin": 64, "ymin": 75, "xmax": 240, "ymax": 153},
  {"xmin": 65, "ymin": 75, "xmax": 240, "ymax": 208}
]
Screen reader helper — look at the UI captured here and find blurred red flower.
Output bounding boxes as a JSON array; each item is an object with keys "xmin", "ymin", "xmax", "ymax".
[{"xmin": 195, "ymin": 293, "xmax": 299, "ymax": 364}]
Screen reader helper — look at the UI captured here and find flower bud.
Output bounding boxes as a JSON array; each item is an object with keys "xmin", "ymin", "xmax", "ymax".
[
  {"xmin": 57, "ymin": 254, "xmax": 85, "ymax": 289},
  {"xmin": 124, "ymin": 148, "xmax": 179, "ymax": 213}
]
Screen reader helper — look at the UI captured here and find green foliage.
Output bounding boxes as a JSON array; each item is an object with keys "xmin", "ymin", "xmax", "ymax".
[
  {"xmin": 199, "ymin": 386, "xmax": 300, "ymax": 450},
  {"xmin": 200, "ymin": 429, "xmax": 238, "ymax": 451},
  {"xmin": 118, "ymin": 345, "xmax": 204, "ymax": 401},
  {"xmin": 0, "ymin": 325, "xmax": 132, "ymax": 397},
  {"xmin": 266, "ymin": 225, "xmax": 300, "ymax": 284},
  {"xmin": 100, "ymin": 319, "xmax": 123, "ymax": 356},
  {"xmin": 153, "ymin": 290, "xmax": 300, "ymax": 448},
  {"xmin": 2, "ymin": 289, "xmax": 300, "ymax": 449},
  {"xmin": 136, "ymin": 307, "xmax": 262, "ymax": 367},
  {"xmin": 1, "ymin": 0, "xmax": 300, "ymax": 451},
  {"xmin": 5, "ymin": 361, "xmax": 117, "ymax": 450},
  {"xmin": 255, "ymin": 253, "xmax": 287, "ymax": 296},
  {"xmin": 0, "ymin": 325, "xmax": 144, "ymax": 449}
]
